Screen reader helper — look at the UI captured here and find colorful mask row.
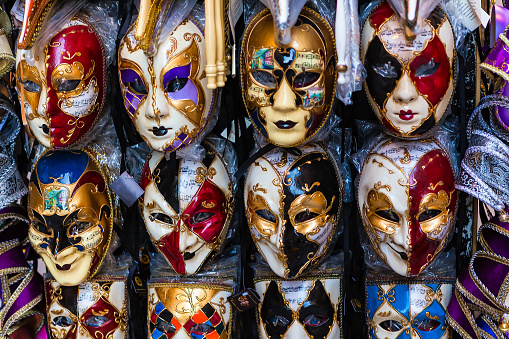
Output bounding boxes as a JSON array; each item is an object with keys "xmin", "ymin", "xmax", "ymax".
[
  {"xmin": 118, "ymin": 13, "xmax": 218, "ymax": 153},
  {"xmin": 45, "ymin": 276, "xmax": 128, "ymax": 339},
  {"xmin": 28, "ymin": 149, "xmax": 114, "ymax": 286},
  {"xmin": 361, "ymin": 1, "xmax": 456, "ymax": 139},
  {"xmin": 366, "ymin": 278, "xmax": 453, "ymax": 339},
  {"xmin": 16, "ymin": 16, "xmax": 107, "ymax": 149},
  {"xmin": 140, "ymin": 141, "xmax": 234, "ymax": 275},
  {"xmin": 358, "ymin": 137, "xmax": 457, "ymax": 276},
  {"xmin": 244, "ymin": 143, "xmax": 342, "ymax": 279},
  {"xmin": 254, "ymin": 274, "xmax": 342, "ymax": 339},
  {"xmin": 148, "ymin": 281, "xmax": 232, "ymax": 339},
  {"xmin": 240, "ymin": 7, "xmax": 337, "ymax": 147}
]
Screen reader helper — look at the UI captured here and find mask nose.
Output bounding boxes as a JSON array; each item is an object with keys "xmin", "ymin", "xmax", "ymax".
[
  {"xmin": 392, "ymin": 216, "xmax": 410, "ymax": 253},
  {"xmin": 392, "ymin": 72, "xmax": 419, "ymax": 105},
  {"xmin": 272, "ymin": 76, "xmax": 298, "ymax": 112},
  {"xmin": 145, "ymin": 88, "xmax": 169, "ymax": 120},
  {"xmin": 178, "ymin": 220, "xmax": 198, "ymax": 254},
  {"xmin": 48, "ymin": 231, "xmax": 72, "ymax": 257}
]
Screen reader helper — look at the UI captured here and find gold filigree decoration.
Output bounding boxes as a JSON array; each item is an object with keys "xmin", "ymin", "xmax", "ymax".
[
  {"xmin": 400, "ymin": 147, "xmax": 411, "ymax": 164},
  {"xmin": 429, "ymin": 181, "xmax": 444, "ymax": 191},
  {"xmin": 372, "ymin": 159, "xmax": 394, "ymax": 174},
  {"xmin": 275, "ymin": 152, "xmax": 288, "ymax": 168},
  {"xmin": 195, "ymin": 167, "xmax": 217, "ymax": 184},
  {"xmin": 302, "ymin": 182, "xmax": 320, "ymax": 192}
]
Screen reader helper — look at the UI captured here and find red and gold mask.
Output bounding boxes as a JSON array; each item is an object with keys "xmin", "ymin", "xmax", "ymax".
[
  {"xmin": 140, "ymin": 142, "xmax": 234, "ymax": 274},
  {"xmin": 357, "ymin": 137, "xmax": 457, "ymax": 276},
  {"xmin": 16, "ymin": 17, "xmax": 106, "ymax": 149},
  {"xmin": 45, "ymin": 276, "xmax": 128, "ymax": 339},
  {"xmin": 241, "ymin": 7, "xmax": 337, "ymax": 147},
  {"xmin": 360, "ymin": 1, "xmax": 456, "ymax": 138},
  {"xmin": 28, "ymin": 150, "xmax": 113, "ymax": 286},
  {"xmin": 148, "ymin": 282, "xmax": 232, "ymax": 339}
]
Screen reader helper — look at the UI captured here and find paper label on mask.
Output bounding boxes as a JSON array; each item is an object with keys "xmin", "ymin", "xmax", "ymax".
[
  {"xmin": 442, "ymin": 0, "xmax": 480, "ymax": 31},
  {"xmin": 179, "ymin": 161, "xmax": 202, "ymax": 209},
  {"xmin": 409, "ymin": 284, "xmax": 433, "ymax": 317},
  {"xmin": 379, "ymin": 15, "xmax": 433, "ymax": 64},
  {"xmin": 77, "ymin": 282, "xmax": 96, "ymax": 314},
  {"xmin": 10, "ymin": 0, "xmax": 24, "ymax": 23},
  {"xmin": 280, "ymin": 280, "xmax": 314, "ymax": 311},
  {"xmin": 60, "ymin": 78, "xmax": 99, "ymax": 118},
  {"xmin": 469, "ymin": 0, "xmax": 489, "ymax": 27},
  {"xmin": 110, "ymin": 171, "xmax": 144, "ymax": 207},
  {"xmin": 308, "ymin": 220, "xmax": 333, "ymax": 257}
]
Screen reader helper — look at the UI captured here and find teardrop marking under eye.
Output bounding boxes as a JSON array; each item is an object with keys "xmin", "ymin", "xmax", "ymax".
[
  {"xmin": 379, "ymin": 319, "xmax": 404, "ymax": 332},
  {"xmin": 52, "ymin": 315, "xmax": 74, "ymax": 327},
  {"xmin": 84, "ymin": 315, "xmax": 110, "ymax": 327}
]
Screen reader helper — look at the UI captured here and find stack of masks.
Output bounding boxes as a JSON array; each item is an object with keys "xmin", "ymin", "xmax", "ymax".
[
  {"xmin": 447, "ymin": 25, "xmax": 509, "ymax": 339},
  {"xmin": 355, "ymin": 1, "xmax": 459, "ymax": 336},
  {"xmin": 15, "ymin": 2, "xmax": 132, "ymax": 338}
]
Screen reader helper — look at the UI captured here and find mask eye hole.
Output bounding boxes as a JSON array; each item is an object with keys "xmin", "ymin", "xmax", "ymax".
[
  {"xmin": 379, "ymin": 319, "xmax": 404, "ymax": 332},
  {"xmin": 251, "ymin": 70, "xmax": 277, "ymax": 88},
  {"xmin": 418, "ymin": 208, "xmax": 442, "ymax": 222},
  {"xmin": 294, "ymin": 209, "xmax": 319, "ymax": 223},
  {"xmin": 56, "ymin": 78, "xmax": 80, "ymax": 92},
  {"xmin": 266, "ymin": 315, "xmax": 291, "ymax": 328},
  {"xmin": 18, "ymin": 78, "xmax": 41, "ymax": 93},
  {"xmin": 255, "ymin": 209, "xmax": 277, "ymax": 223},
  {"xmin": 164, "ymin": 77, "xmax": 188, "ymax": 93},
  {"xmin": 415, "ymin": 58, "xmax": 440, "ymax": 77},
  {"xmin": 189, "ymin": 212, "xmax": 214, "ymax": 224},
  {"xmin": 126, "ymin": 78, "xmax": 148, "ymax": 95},
  {"xmin": 414, "ymin": 318, "xmax": 441, "ymax": 331},
  {"xmin": 52, "ymin": 315, "xmax": 74, "ymax": 327},
  {"xmin": 375, "ymin": 209, "xmax": 400, "ymax": 222},
  {"xmin": 149, "ymin": 213, "xmax": 174, "ymax": 225},
  {"xmin": 372, "ymin": 61, "xmax": 398, "ymax": 78},
  {"xmin": 190, "ymin": 323, "xmax": 214, "ymax": 335},
  {"xmin": 68, "ymin": 221, "xmax": 93, "ymax": 236},
  {"xmin": 156, "ymin": 320, "xmax": 176, "ymax": 333},
  {"xmin": 84, "ymin": 315, "xmax": 110, "ymax": 327},
  {"xmin": 302, "ymin": 314, "xmax": 328, "ymax": 327},
  {"xmin": 294, "ymin": 71, "xmax": 320, "ymax": 88}
]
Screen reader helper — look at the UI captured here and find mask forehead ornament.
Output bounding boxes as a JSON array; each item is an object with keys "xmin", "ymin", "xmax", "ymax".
[
  {"xmin": 28, "ymin": 150, "xmax": 114, "ymax": 286},
  {"xmin": 118, "ymin": 14, "xmax": 217, "ymax": 153},
  {"xmin": 254, "ymin": 274, "xmax": 342, "ymax": 339},
  {"xmin": 140, "ymin": 141, "xmax": 234, "ymax": 274},
  {"xmin": 366, "ymin": 278, "xmax": 453, "ymax": 339},
  {"xmin": 244, "ymin": 144, "xmax": 342, "ymax": 278},
  {"xmin": 148, "ymin": 282, "xmax": 232, "ymax": 339},
  {"xmin": 45, "ymin": 276, "xmax": 128, "ymax": 339},
  {"xmin": 240, "ymin": 7, "xmax": 337, "ymax": 147},
  {"xmin": 360, "ymin": 1, "xmax": 456, "ymax": 138},
  {"xmin": 358, "ymin": 137, "xmax": 457, "ymax": 276},
  {"xmin": 16, "ymin": 16, "xmax": 107, "ymax": 149}
]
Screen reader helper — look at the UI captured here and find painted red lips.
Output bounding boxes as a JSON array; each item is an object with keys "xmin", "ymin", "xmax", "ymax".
[{"xmin": 397, "ymin": 110, "xmax": 416, "ymax": 121}]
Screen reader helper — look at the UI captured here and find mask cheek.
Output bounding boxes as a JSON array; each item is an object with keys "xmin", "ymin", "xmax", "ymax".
[{"xmin": 247, "ymin": 82, "xmax": 271, "ymax": 108}]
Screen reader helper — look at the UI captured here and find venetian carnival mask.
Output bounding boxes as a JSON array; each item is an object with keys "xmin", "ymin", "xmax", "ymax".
[
  {"xmin": 240, "ymin": 7, "xmax": 337, "ymax": 147},
  {"xmin": 45, "ymin": 276, "xmax": 128, "ymax": 339},
  {"xmin": 366, "ymin": 279, "xmax": 453, "ymax": 339},
  {"xmin": 255, "ymin": 275, "xmax": 342, "ymax": 339},
  {"xmin": 360, "ymin": 1, "xmax": 456, "ymax": 138},
  {"xmin": 148, "ymin": 282, "xmax": 232, "ymax": 339},
  {"xmin": 118, "ymin": 17, "xmax": 217, "ymax": 153},
  {"xmin": 140, "ymin": 142, "xmax": 234, "ymax": 274},
  {"xmin": 28, "ymin": 150, "xmax": 113, "ymax": 286},
  {"xmin": 358, "ymin": 138, "xmax": 457, "ymax": 276},
  {"xmin": 244, "ymin": 144, "xmax": 342, "ymax": 278},
  {"xmin": 16, "ymin": 17, "xmax": 106, "ymax": 149}
]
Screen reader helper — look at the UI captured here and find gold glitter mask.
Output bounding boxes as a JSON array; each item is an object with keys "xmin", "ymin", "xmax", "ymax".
[
  {"xmin": 241, "ymin": 7, "xmax": 337, "ymax": 147},
  {"xmin": 28, "ymin": 150, "xmax": 113, "ymax": 286}
]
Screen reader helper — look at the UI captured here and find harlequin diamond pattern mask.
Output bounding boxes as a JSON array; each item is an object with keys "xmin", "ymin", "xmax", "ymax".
[
  {"xmin": 254, "ymin": 276, "xmax": 342, "ymax": 339},
  {"xmin": 244, "ymin": 144, "xmax": 342, "ymax": 278},
  {"xmin": 148, "ymin": 283, "xmax": 232, "ymax": 339},
  {"xmin": 140, "ymin": 142, "xmax": 234, "ymax": 274},
  {"xmin": 28, "ymin": 150, "xmax": 113, "ymax": 286},
  {"xmin": 16, "ymin": 17, "xmax": 106, "ymax": 149},
  {"xmin": 360, "ymin": 1, "xmax": 456, "ymax": 138},
  {"xmin": 118, "ymin": 17, "xmax": 217, "ymax": 153},
  {"xmin": 45, "ymin": 276, "xmax": 128, "ymax": 339},
  {"xmin": 366, "ymin": 279, "xmax": 453, "ymax": 339},
  {"xmin": 357, "ymin": 137, "xmax": 457, "ymax": 276},
  {"xmin": 241, "ymin": 7, "xmax": 337, "ymax": 147}
]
